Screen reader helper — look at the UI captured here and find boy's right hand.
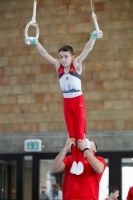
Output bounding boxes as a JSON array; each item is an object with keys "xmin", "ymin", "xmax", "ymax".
[{"xmin": 25, "ymin": 37, "xmax": 38, "ymax": 45}]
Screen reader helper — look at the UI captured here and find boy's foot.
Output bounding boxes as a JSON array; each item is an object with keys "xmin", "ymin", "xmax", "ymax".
[
  {"xmin": 76, "ymin": 161, "xmax": 84, "ymax": 175},
  {"xmin": 70, "ymin": 161, "xmax": 77, "ymax": 174}
]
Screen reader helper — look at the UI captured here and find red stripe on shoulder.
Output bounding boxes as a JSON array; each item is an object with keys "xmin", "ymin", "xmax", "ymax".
[
  {"xmin": 70, "ymin": 64, "xmax": 77, "ymax": 73},
  {"xmin": 58, "ymin": 65, "xmax": 64, "ymax": 74}
]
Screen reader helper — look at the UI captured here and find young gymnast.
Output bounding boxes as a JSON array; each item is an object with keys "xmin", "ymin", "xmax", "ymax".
[{"xmin": 25, "ymin": 30, "xmax": 103, "ymax": 175}]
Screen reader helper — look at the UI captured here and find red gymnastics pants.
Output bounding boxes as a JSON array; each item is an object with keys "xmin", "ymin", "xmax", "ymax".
[{"xmin": 63, "ymin": 94, "xmax": 86, "ymax": 163}]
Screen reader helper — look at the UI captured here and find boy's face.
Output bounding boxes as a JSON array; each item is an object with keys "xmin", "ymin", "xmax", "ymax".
[
  {"xmin": 59, "ymin": 51, "xmax": 74, "ymax": 68},
  {"xmin": 112, "ymin": 190, "xmax": 119, "ymax": 199}
]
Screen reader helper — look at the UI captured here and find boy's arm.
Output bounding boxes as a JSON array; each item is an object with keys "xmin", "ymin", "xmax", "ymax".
[
  {"xmin": 36, "ymin": 41, "xmax": 60, "ymax": 70},
  {"xmin": 73, "ymin": 30, "xmax": 102, "ymax": 71},
  {"xmin": 75, "ymin": 36, "xmax": 96, "ymax": 64},
  {"xmin": 25, "ymin": 37, "xmax": 60, "ymax": 70}
]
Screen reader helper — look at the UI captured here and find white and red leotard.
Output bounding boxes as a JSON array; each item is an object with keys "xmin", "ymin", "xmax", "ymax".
[{"xmin": 58, "ymin": 64, "xmax": 86, "ymax": 168}]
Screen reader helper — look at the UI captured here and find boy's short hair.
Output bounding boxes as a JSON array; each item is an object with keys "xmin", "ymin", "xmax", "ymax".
[
  {"xmin": 58, "ymin": 45, "xmax": 74, "ymax": 56},
  {"xmin": 109, "ymin": 186, "xmax": 119, "ymax": 194}
]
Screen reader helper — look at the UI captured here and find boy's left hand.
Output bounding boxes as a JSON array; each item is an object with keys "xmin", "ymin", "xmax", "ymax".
[{"xmin": 92, "ymin": 30, "xmax": 103, "ymax": 39}]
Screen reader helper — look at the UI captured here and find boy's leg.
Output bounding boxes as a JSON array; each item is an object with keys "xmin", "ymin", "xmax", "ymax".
[
  {"xmin": 63, "ymin": 98, "xmax": 78, "ymax": 174},
  {"xmin": 74, "ymin": 95, "xmax": 86, "ymax": 175}
]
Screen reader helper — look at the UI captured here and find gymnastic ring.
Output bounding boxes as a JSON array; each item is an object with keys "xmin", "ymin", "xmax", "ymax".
[{"xmin": 24, "ymin": 21, "xmax": 39, "ymax": 39}]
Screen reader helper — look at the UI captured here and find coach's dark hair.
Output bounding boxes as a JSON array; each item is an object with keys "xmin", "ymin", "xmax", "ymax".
[
  {"xmin": 89, "ymin": 138, "xmax": 97, "ymax": 151},
  {"xmin": 58, "ymin": 45, "xmax": 74, "ymax": 56},
  {"xmin": 94, "ymin": 140, "xmax": 97, "ymax": 151},
  {"xmin": 109, "ymin": 186, "xmax": 119, "ymax": 194}
]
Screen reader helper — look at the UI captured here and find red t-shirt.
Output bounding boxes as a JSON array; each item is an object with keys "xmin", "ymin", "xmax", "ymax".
[
  {"xmin": 127, "ymin": 187, "xmax": 133, "ymax": 200},
  {"xmin": 63, "ymin": 155, "xmax": 106, "ymax": 200}
]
